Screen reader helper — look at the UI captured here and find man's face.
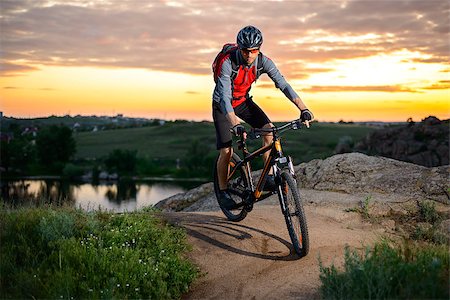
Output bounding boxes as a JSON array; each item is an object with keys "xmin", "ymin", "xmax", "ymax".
[{"xmin": 240, "ymin": 47, "xmax": 260, "ymax": 65}]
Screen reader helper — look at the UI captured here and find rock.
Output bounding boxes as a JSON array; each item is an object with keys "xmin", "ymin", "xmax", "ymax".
[
  {"xmin": 154, "ymin": 182, "xmax": 214, "ymax": 211},
  {"xmin": 296, "ymin": 153, "xmax": 449, "ymax": 204},
  {"xmin": 423, "ymin": 116, "xmax": 441, "ymax": 125},
  {"xmin": 381, "ymin": 219, "xmax": 396, "ymax": 231},
  {"xmin": 334, "ymin": 136, "xmax": 353, "ymax": 154},
  {"xmin": 355, "ymin": 117, "xmax": 449, "ymax": 167},
  {"xmin": 155, "ymin": 153, "xmax": 449, "ymax": 212},
  {"xmin": 439, "ymin": 219, "xmax": 450, "ymax": 234}
]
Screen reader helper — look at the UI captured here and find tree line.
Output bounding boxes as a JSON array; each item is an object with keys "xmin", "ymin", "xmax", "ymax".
[{"xmin": 1, "ymin": 124, "xmax": 214, "ymax": 180}]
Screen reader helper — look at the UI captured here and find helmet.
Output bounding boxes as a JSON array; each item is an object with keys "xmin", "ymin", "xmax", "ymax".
[{"xmin": 236, "ymin": 25, "xmax": 263, "ymax": 49}]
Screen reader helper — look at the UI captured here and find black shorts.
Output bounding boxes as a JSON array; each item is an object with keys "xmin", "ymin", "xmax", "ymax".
[{"xmin": 212, "ymin": 98, "xmax": 271, "ymax": 149}]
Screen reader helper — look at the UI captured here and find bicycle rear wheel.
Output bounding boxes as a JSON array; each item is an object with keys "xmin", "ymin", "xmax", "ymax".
[
  {"xmin": 213, "ymin": 153, "xmax": 249, "ymax": 222},
  {"xmin": 278, "ymin": 171, "xmax": 309, "ymax": 257}
]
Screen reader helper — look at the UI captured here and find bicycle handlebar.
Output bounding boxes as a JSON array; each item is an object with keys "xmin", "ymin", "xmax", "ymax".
[{"xmin": 248, "ymin": 119, "xmax": 303, "ymax": 139}]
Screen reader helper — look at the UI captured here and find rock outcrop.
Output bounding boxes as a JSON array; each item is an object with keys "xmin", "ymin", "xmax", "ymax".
[
  {"xmin": 296, "ymin": 153, "xmax": 449, "ymax": 204},
  {"xmin": 155, "ymin": 153, "xmax": 449, "ymax": 212},
  {"xmin": 355, "ymin": 116, "xmax": 449, "ymax": 167}
]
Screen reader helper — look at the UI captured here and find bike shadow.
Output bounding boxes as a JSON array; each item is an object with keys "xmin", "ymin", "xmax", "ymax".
[{"xmin": 163, "ymin": 212, "xmax": 301, "ymax": 261}]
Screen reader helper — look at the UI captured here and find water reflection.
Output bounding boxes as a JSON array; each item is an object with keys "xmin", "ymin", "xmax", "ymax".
[{"xmin": 1, "ymin": 179, "xmax": 193, "ymax": 212}]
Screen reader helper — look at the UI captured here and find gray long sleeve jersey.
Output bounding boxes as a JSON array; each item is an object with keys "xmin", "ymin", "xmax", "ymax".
[{"xmin": 212, "ymin": 51, "xmax": 300, "ymax": 114}]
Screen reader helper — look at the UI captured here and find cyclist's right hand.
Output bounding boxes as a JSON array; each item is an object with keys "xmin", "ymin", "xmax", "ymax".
[{"xmin": 231, "ymin": 124, "xmax": 246, "ymax": 137}]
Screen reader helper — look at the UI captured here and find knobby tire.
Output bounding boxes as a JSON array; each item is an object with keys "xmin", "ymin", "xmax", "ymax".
[
  {"xmin": 213, "ymin": 153, "xmax": 249, "ymax": 222},
  {"xmin": 278, "ymin": 171, "xmax": 309, "ymax": 257}
]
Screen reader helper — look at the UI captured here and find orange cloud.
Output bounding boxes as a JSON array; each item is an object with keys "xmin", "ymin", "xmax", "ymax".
[
  {"xmin": 421, "ymin": 80, "xmax": 450, "ymax": 90},
  {"xmin": 302, "ymin": 85, "xmax": 420, "ymax": 93}
]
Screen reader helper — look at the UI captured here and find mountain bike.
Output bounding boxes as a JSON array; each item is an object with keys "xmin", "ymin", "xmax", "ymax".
[{"xmin": 213, "ymin": 119, "xmax": 309, "ymax": 257}]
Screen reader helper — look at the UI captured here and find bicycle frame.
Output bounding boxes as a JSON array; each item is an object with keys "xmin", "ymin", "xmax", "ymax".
[{"xmin": 227, "ymin": 120, "xmax": 299, "ymax": 204}]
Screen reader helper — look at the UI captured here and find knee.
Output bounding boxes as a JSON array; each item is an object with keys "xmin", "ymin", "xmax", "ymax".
[
  {"xmin": 263, "ymin": 134, "xmax": 273, "ymax": 144},
  {"xmin": 219, "ymin": 147, "xmax": 232, "ymax": 159},
  {"xmin": 262, "ymin": 123, "xmax": 274, "ymax": 145}
]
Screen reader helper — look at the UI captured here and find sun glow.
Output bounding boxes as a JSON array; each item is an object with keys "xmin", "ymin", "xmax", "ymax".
[
  {"xmin": 1, "ymin": 66, "xmax": 212, "ymax": 120},
  {"xmin": 1, "ymin": 49, "xmax": 449, "ymax": 122}
]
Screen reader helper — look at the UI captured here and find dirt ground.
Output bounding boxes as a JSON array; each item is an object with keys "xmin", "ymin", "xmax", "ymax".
[{"xmin": 164, "ymin": 199, "xmax": 381, "ymax": 300}]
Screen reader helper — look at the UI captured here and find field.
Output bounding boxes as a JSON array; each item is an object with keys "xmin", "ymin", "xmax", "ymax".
[{"xmin": 74, "ymin": 121, "xmax": 377, "ymax": 166}]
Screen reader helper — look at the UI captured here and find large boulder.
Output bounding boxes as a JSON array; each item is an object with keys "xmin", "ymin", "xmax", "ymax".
[
  {"xmin": 155, "ymin": 153, "xmax": 449, "ymax": 212},
  {"xmin": 296, "ymin": 153, "xmax": 449, "ymax": 204}
]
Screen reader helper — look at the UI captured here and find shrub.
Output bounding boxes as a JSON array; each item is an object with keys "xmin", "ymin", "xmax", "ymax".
[
  {"xmin": 319, "ymin": 240, "xmax": 449, "ymax": 300},
  {"xmin": 62, "ymin": 163, "xmax": 85, "ymax": 179},
  {"xmin": 0, "ymin": 206, "xmax": 198, "ymax": 299},
  {"xmin": 417, "ymin": 200, "xmax": 441, "ymax": 224}
]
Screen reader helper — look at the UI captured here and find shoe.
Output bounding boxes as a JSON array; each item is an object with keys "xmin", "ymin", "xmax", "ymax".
[
  {"xmin": 263, "ymin": 175, "xmax": 276, "ymax": 191},
  {"xmin": 218, "ymin": 189, "xmax": 237, "ymax": 210}
]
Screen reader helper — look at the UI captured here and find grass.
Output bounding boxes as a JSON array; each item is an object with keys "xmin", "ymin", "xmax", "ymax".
[
  {"xmin": 319, "ymin": 240, "xmax": 449, "ymax": 300},
  {"xmin": 73, "ymin": 121, "xmax": 376, "ymax": 177},
  {"xmin": 74, "ymin": 121, "xmax": 375, "ymax": 161},
  {"xmin": 325, "ymin": 199, "xmax": 449, "ymax": 299},
  {"xmin": 344, "ymin": 195, "xmax": 372, "ymax": 220},
  {"xmin": 0, "ymin": 205, "xmax": 198, "ymax": 299}
]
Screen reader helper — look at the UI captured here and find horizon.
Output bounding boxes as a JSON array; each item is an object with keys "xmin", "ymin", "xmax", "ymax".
[
  {"xmin": 3, "ymin": 112, "xmax": 446, "ymax": 124},
  {"xmin": 1, "ymin": 0, "xmax": 449, "ymax": 122}
]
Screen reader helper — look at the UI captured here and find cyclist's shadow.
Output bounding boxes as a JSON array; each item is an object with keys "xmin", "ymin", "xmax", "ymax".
[{"xmin": 164, "ymin": 212, "xmax": 301, "ymax": 261}]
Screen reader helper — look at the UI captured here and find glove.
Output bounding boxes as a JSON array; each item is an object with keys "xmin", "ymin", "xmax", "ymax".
[
  {"xmin": 300, "ymin": 109, "xmax": 314, "ymax": 122},
  {"xmin": 231, "ymin": 124, "xmax": 246, "ymax": 136}
]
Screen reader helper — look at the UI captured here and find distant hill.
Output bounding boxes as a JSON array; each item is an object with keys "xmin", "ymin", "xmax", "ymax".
[
  {"xmin": 354, "ymin": 116, "xmax": 449, "ymax": 167},
  {"xmin": 1, "ymin": 114, "xmax": 156, "ymax": 132},
  {"xmin": 73, "ymin": 121, "xmax": 376, "ymax": 164}
]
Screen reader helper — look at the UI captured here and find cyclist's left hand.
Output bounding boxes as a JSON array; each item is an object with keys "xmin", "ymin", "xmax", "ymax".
[{"xmin": 231, "ymin": 124, "xmax": 247, "ymax": 139}]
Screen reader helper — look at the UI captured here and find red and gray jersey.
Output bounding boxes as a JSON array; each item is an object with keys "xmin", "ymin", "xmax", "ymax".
[{"xmin": 212, "ymin": 51, "xmax": 299, "ymax": 114}]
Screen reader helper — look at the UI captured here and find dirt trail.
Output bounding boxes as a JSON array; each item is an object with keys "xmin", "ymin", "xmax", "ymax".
[{"xmin": 164, "ymin": 201, "xmax": 379, "ymax": 300}]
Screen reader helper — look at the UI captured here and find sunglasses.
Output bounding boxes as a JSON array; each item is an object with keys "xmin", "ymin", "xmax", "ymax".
[{"xmin": 241, "ymin": 48, "xmax": 260, "ymax": 54}]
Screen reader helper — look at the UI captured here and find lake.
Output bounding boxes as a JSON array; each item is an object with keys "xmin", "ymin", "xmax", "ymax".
[{"xmin": 1, "ymin": 179, "xmax": 200, "ymax": 212}]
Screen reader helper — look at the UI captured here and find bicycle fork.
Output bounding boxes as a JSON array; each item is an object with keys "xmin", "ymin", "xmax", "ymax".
[{"xmin": 274, "ymin": 155, "xmax": 296, "ymax": 217}]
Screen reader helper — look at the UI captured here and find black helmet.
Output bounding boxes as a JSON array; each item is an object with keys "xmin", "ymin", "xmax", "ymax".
[{"xmin": 236, "ymin": 25, "xmax": 263, "ymax": 49}]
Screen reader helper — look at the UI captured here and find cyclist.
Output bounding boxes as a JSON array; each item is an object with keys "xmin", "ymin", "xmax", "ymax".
[{"xmin": 213, "ymin": 25, "xmax": 314, "ymax": 209}]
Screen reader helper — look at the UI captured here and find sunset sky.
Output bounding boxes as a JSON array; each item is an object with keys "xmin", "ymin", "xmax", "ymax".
[{"xmin": 1, "ymin": 0, "xmax": 449, "ymax": 122}]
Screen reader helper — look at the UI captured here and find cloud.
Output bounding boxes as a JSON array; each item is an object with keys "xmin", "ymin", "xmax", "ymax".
[
  {"xmin": 303, "ymin": 85, "xmax": 420, "ymax": 93},
  {"xmin": 421, "ymin": 80, "xmax": 450, "ymax": 90},
  {"xmin": 185, "ymin": 91, "xmax": 199, "ymax": 94},
  {"xmin": 1, "ymin": 0, "xmax": 449, "ymax": 80},
  {"xmin": 2, "ymin": 86, "xmax": 56, "ymax": 91},
  {"xmin": 0, "ymin": 62, "xmax": 39, "ymax": 76}
]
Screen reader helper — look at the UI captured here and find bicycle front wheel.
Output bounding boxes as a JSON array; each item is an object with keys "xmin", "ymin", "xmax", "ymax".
[
  {"xmin": 213, "ymin": 153, "xmax": 249, "ymax": 222},
  {"xmin": 278, "ymin": 171, "xmax": 309, "ymax": 257}
]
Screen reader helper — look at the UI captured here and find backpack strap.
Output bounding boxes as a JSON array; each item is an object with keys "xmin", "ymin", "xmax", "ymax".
[
  {"xmin": 255, "ymin": 52, "xmax": 264, "ymax": 79},
  {"xmin": 229, "ymin": 48, "xmax": 240, "ymax": 81}
]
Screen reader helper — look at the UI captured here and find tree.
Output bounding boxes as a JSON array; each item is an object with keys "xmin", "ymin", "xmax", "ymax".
[
  {"xmin": 104, "ymin": 149, "xmax": 138, "ymax": 177},
  {"xmin": 35, "ymin": 125, "xmax": 76, "ymax": 172},
  {"xmin": 184, "ymin": 140, "xmax": 214, "ymax": 178},
  {"xmin": 1, "ymin": 135, "xmax": 36, "ymax": 173}
]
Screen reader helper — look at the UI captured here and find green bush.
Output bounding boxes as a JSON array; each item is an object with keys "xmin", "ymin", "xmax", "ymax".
[
  {"xmin": 62, "ymin": 163, "xmax": 85, "ymax": 179},
  {"xmin": 319, "ymin": 240, "xmax": 449, "ymax": 300},
  {"xmin": 0, "ymin": 206, "xmax": 198, "ymax": 299},
  {"xmin": 417, "ymin": 200, "xmax": 441, "ymax": 224}
]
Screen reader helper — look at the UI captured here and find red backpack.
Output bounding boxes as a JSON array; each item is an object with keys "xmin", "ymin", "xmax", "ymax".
[{"xmin": 212, "ymin": 43, "xmax": 263, "ymax": 83}]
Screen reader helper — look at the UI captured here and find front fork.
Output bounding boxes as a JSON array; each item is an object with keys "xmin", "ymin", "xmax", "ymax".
[{"xmin": 274, "ymin": 155, "xmax": 296, "ymax": 216}]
